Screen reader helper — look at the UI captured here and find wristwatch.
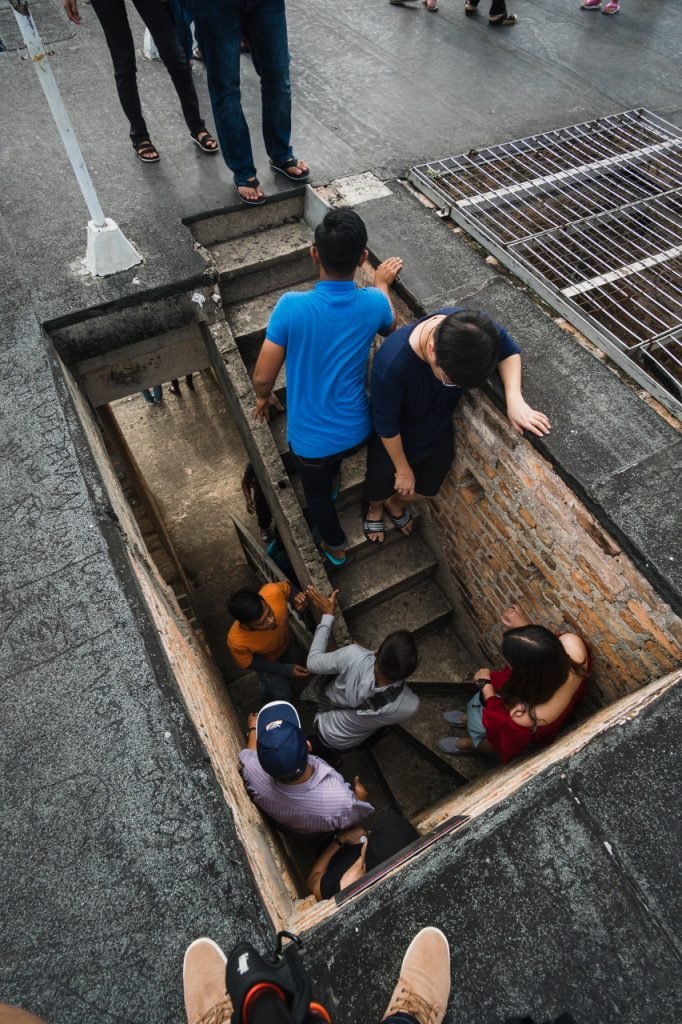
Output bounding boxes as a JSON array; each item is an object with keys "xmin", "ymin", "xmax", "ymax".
[{"xmin": 332, "ymin": 834, "xmax": 344, "ymax": 848}]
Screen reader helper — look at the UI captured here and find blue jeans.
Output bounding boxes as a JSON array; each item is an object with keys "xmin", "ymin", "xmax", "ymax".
[{"xmin": 188, "ymin": 0, "xmax": 294, "ymax": 183}]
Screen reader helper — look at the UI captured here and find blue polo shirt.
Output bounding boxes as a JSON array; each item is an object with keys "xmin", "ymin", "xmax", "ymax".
[
  {"xmin": 371, "ymin": 308, "xmax": 521, "ymax": 460},
  {"xmin": 266, "ymin": 282, "xmax": 394, "ymax": 458}
]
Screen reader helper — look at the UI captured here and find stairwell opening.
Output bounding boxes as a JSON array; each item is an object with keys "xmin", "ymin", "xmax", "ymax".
[{"xmin": 44, "ymin": 187, "xmax": 682, "ymax": 937}]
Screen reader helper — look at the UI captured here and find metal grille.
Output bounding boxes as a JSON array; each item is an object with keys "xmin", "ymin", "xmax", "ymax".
[{"xmin": 410, "ymin": 109, "xmax": 682, "ymax": 418}]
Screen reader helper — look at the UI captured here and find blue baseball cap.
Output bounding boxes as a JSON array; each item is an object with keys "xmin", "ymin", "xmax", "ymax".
[{"xmin": 256, "ymin": 701, "xmax": 309, "ymax": 781}]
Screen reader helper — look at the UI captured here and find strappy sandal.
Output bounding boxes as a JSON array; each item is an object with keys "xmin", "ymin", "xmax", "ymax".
[
  {"xmin": 191, "ymin": 129, "xmax": 219, "ymax": 154},
  {"xmin": 363, "ymin": 518, "xmax": 385, "ymax": 544},
  {"xmin": 234, "ymin": 177, "xmax": 267, "ymax": 206},
  {"xmin": 269, "ymin": 158, "xmax": 310, "ymax": 182},
  {"xmin": 464, "ymin": 0, "xmax": 479, "ymax": 11},
  {"xmin": 423, "ymin": 0, "xmax": 439, "ymax": 10},
  {"xmin": 489, "ymin": 10, "xmax": 517, "ymax": 23},
  {"xmin": 133, "ymin": 139, "xmax": 160, "ymax": 163},
  {"xmin": 387, "ymin": 507, "xmax": 414, "ymax": 536}
]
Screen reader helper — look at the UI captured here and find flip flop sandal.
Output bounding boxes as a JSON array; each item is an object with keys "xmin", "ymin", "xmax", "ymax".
[
  {"xmin": 489, "ymin": 10, "xmax": 517, "ymax": 23},
  {"xmin": 423, "ymin": 0, "xmax": 439, "ymax": 11},
  {"xmin": 191, "ymin": 130, "xmax": 219, "ymax": 154},
  {"xmin": 580, "ymin": 0, "xmax": 601, "ymax": 6},
  {"xmin": 133, "ymin": 139, "xmax": 160, "ymax": 163},
  {"xmin": 464, "ymin": 0, "xmax": 479, "ymax": 11},
  {"xmin": 362, "ymin": 518, "xmax": 385, "ymax": 543},
  {"xmin": 319, "ymin": 546, "xmax": 347, "ymax": 567},
  {"xmin": 602, "ymin": 2, "xmax": 619, "ymax": 12},
  {"xmin": 387, "ymin": 508, "xmax": 414, "ymax": 534},
  {"xmin": 269, "ymin": 158, "xmax": 310, "ymax": 182},
  {"xmin": 234, "ymin": 177, "xmax": 267, "ymax": 206}
]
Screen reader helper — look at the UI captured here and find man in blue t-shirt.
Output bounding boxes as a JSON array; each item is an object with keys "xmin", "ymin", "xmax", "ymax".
[
  {"xmin": 252, "ymin": 209, "xmax": 402, "ymax": 566},
  {"xmin": 363, "ymin": 309, "xmax": 551, "ymax": 543}
]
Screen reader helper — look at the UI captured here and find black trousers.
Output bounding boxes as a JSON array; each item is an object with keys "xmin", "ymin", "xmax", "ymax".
[{"xmin": 90, "ymin": 0, "xmax": 205, "ymax": 142}]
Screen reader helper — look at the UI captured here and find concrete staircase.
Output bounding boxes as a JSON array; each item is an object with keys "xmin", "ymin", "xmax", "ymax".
[{"xmin": 199, "ymin": 192, "xmax": 489, "ymax": 825}]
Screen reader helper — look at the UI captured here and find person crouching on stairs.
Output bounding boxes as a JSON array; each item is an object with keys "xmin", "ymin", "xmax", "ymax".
[
  {"xmin": 304, "ymin": 586, "xmax": 420, "ymax": 758},
  {"xmin": 227, "ymin": 582, "xmax": 309, "ymax": 701}
]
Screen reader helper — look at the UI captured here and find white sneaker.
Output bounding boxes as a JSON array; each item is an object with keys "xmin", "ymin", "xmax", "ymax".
[{"xmin": 382, "ymin": 927, "xmax": 451, "ymax": 1024}]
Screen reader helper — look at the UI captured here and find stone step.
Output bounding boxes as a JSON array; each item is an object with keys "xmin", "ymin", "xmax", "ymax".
[
  {"xmin": 411, "ymin": 623, "xmax": 478, "ymax": 692},
  {"xmin": 367, "ymin": 728, "xmax": 461, "ymax": 820},
  {"xmin": 213, "ymin": 221, "xmax": 314, "ymax": 303},
  {"xmin": 397, "ymin": 693, "xmax": 492, "ymax": 783},
  {"xmin": 346, "ymin": 578, "xmax": 451, "ymax": 646},
  {"xmin": 335, "ymin": 536, "xmax": 437, "ymax": 616},
  {"xmin": 226, "ymin": 283, "xmax": 314, "ymax": 363},
  {"xmin": 189, "ymin": 188, "xmax": 306, "ymax": 247},
  {"xmin": 338, "ymin": 503, "xmax": 421, "ymax": 563}
]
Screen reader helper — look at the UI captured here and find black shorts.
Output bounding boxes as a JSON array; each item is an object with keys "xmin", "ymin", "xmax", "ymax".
[{"xmin": 364, "ymin": 429, "xmax": 455, "ymax": 502}]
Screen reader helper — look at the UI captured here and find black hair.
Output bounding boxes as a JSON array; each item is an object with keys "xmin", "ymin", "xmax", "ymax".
[
  {"xmin": 376, "ymin": 630, "xmax": 418, "ymax": 681},
  {"xmin": 500, "ymin": 626, "xmax": 588, "ymax": 730},
  {"xmin": 313, "ymin": 209, "xmax": 368, "ymax": 277},
  {"xmin": 227, "ymin": 588, "xmax": 264, "ymax": 625},
  {"xmin": 432, "ymin": 309, "xmax": 501, "ymax": 388}
]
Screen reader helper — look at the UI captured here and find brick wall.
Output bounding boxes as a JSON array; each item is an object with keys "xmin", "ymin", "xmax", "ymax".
[{"xmin": 430, "ymin": 393, "xmax": 682, "ymax": 706}]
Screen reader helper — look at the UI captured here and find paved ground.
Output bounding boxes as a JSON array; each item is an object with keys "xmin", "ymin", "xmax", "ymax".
[{"xmin": 1, "ymin": 0, "xmax": 681, "ymax": 1021}]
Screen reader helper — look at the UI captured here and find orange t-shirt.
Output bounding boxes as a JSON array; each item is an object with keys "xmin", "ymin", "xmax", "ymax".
[{"xmin": 227, "ymin": 581, "xmax": 291, "ymax": 669}]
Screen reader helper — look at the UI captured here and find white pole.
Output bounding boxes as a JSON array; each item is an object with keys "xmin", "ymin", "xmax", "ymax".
[{"xmin": 9, "ymin": 0, "xmax": 141, "ymax": 275}]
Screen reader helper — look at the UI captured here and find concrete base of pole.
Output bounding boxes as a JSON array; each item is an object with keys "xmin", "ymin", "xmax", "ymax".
[{"xmin": 85, "ymin": 218, "xmax": 141, "ymax": 277}]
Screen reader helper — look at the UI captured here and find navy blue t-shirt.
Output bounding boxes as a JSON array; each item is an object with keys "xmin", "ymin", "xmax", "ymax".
[{"xmin": 370, "ymin": 308, "xmax": 520, "ymax": 460}]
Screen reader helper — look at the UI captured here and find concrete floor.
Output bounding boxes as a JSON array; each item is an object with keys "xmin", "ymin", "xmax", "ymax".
[{"xmin": 110, "ymin": 371, "xmax": 257, "ymax": 682}]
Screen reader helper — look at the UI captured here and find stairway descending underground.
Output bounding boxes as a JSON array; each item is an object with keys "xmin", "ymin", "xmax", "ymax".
[{"xmin": 203, "ymin": 195, "xmax": 493, "ymax": 836}]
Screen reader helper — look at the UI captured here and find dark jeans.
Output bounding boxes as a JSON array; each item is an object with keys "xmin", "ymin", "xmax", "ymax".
[
  {"xmin": 90, "ymin": 0, "xmax": 205, "ymax": 143},
  {"xmin": 257, "ymin": 666, "xmax": 293, "ymax": 701},
  {"xmin": 290, "ymin": 438, "xmax": 367, "ymax": 551},
  {"xmin": 169, "ymin": 0, "xmax": 194, "ymax": 61},
  {"xmin": 188, "ymin": 0, "xmax": 294, "ymax": 183}
]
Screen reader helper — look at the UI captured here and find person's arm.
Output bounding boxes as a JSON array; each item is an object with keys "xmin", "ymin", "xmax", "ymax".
[
  {"xmin": 508, "ymin": 634, "xmax": 588, "ymax": 727},
  {"xmin": 241, "ymin": 467, "xmax": 256, "ymax": 514},
  {"xmin": 306, "ymin": 827, "xmax": 366, "ymax": 900},
  {"xmin": 373, "ymin": 258, "xmax": 403, "ymax": 335},
  {"xmin": 64, "ymin": 0, "xmax": 81, "ymax": 24},
  {"xmin": 497, "ymin": 353, "xmax": 551, "ymax": 438},
  {"xmin": 243, "ymin": 712, "xmax": 258, "ymax": 751},
  {"xmin": 252, "ymin": 340, "xmax": 285, "ymax": 421},
  {"xmin": 305, "ymin": 588, "xmax": 344, "ymax": 673},
  {"xmin": 379, "ymin": 434, "xmax": 415, "ymax": 497}
]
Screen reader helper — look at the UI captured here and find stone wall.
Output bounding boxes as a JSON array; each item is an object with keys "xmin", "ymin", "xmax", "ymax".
[{"xmin": 431, "ymin": 393, "xmax": 682, "ymax": 705}]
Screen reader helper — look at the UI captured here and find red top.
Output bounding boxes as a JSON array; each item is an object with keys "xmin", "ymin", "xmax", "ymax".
[{"xmin": 481, "ymin": 642, "xmax": 590, "ymax": 763}]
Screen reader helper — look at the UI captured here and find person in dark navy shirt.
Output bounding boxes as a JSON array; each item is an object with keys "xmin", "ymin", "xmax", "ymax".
[{"xmin": 362, "ymin": 308, "xmax": 550, "ymax": 543}]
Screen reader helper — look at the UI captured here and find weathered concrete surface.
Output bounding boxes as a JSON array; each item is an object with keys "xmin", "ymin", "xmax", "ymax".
[
  {"xmin": 2, "ymin": 0, "xmax": 682, "ymax": 1020},
  {"xmin": 303, "ymin": 682, "xmax": 682, "ymax": 1024}
]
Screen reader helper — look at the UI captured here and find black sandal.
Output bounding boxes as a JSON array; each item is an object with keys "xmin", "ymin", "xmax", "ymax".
[
  {"xmin": 269, "ymin": 158, "xmax": 310, "ymax": 182},
  {"xmin": 191, "ymin": 129, "xmax": 219, "ymax": 154},
  {"xmin": 133, "ymin": 139, "xmax": 160, "ymax": 163},
  {"xmin": 464, "ymin": 0, "xmax": 479, "ymax": 11},
  {"xmin": 234, "ymin": 177, "xmax": 267, "ymax": 206},
  {"xmin": 489, "ymin": 10, "xmax": 517, "ymax": 23}
]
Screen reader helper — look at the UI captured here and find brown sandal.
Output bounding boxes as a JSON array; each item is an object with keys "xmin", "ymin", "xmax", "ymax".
[{"xmin": 133, "ymin": 139, "xmax": 160, "ymax": 163}]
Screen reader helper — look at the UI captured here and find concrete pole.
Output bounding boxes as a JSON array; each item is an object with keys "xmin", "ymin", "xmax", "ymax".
[{"xmin": 9, "ymin": 0, "xmax": 141, "ymax": 275}]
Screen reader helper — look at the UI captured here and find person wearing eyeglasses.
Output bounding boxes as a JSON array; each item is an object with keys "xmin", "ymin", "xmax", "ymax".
[{"xmin": 362, "ymin": 308, "xmax": 550, "ymax": 543}]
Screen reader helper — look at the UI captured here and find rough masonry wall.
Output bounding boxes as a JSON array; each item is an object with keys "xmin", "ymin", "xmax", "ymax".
[
  {"xmin": 62, "ymin": 365, "xmax": 297, "ymax": 927},
  {"xmin": 431, "ymin": 394, "xmax": 682, "ymax": 705}
]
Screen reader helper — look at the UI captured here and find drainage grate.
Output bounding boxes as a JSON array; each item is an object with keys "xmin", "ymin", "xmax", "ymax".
[{"xmin": 410, "ymin": 109, "xmax": 682, "ymax": 418}]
